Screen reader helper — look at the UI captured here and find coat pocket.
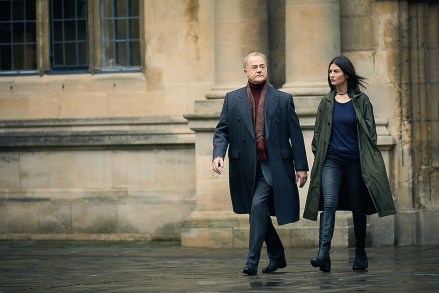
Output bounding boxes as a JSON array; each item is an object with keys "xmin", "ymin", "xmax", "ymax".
[
  {"xmin": 281, "ymin": 149, "xmax": 295, "ymax": 183},
  {"xmin": 281, "ymin": 149, "xmax": 292, "ymax": 158},
  {"xmin": 229, "ymin": 148, "xmax": 240, "ymax": 158}
]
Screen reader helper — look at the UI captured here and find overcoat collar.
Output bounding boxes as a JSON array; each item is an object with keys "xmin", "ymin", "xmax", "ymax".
[
  {"xmin": 237, "ymin": 84, "xmax": 280, "ymax": 140},
  {"xmin": 325, "ymin": 90, "xmax": 363, "ymax": 102}
]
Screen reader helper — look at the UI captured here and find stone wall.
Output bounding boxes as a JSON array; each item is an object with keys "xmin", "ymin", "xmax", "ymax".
[
  {"xmin": 0, "ymin": 117, "xmax": 195, "ymax": 240},
  {"xmin": 0, "ymin": 0, "xmax": 438, "ymax": 246}
]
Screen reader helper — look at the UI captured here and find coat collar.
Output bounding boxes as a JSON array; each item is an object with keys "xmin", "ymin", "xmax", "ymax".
[
  {"xmin": 236, "ymin": 84, "xmax": 279, "ymax": 140},
  {"xmin": 325, "ymin": 90, "xmax": 363, "ymax": 102}
]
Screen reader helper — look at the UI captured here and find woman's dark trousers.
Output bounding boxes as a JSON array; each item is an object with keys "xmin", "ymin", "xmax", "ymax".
[{"xmin": 311, "ymin": 150, "xmax": 367, "ymax": 272}]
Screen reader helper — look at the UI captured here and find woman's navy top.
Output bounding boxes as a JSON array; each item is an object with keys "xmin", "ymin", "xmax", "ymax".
[{"xmin": 329, "ymin": 99, "xmax": 359, "ymax": 158}]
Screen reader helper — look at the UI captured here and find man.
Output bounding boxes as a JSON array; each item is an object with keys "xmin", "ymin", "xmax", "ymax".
[{"xmin": 212, "ymin": 52, "xmax": 308, "ymax": 275}]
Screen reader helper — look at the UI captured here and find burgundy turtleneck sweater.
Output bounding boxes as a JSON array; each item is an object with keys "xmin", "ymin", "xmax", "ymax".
[
  {"xmin": 249, "ymin": 80, "xmax": 266, "ymax": 109},
  {"xmin": 248, "ymin": 80, "xmax": 268, "ymax": 161}
]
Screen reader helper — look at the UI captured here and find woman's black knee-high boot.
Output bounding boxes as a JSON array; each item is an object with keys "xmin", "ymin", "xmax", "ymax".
[
  {"xmin": 311, "ymin": 211, "xmax": 335, "ymax": 272},
  {"xmin": 352, "ymin": 213, "xmax": 368, "ymax": 270}
]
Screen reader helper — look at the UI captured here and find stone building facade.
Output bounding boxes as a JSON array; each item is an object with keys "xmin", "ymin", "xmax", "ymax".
[{"xmin": 0, "ymin": 0, "xmax": 437, "ymax": 247}]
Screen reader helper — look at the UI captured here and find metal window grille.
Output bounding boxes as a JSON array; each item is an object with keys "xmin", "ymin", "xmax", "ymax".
[
  {"xmin": 100, "ymin": 0, "xmax": 140, "ymax": 70},
  {"xmin": 50, "ymin": 0, "xmax": 88, "ymax": 70},
  {"xmin": 0, "ymin": 0, "xmax": 37, "ymax": 74}
]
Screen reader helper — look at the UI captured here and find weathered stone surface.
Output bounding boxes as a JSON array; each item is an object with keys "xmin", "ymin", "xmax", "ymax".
[
  {"xmin": 1, "ymin": 241, "xmax": 439, "ymax": 292},
  {"xmin": 0, "ymin": 0, "xmax": 437, "ymax": 247}
]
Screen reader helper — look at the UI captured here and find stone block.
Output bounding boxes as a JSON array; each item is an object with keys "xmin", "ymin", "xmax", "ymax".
[
  {"xmin": 181, "ymin": 227, "xmax": 234, "ymax": 248},
  {"xmin": 395, "ymin": 209, "xmax": 419, "ymax": 246},
  {"xmin": 194, "ymin": 132, "xmax": 216, "ymax": 157},
  {"xmin": 0, "ymin": 205, "xmax": 39, "ymax": 233},
  {"xmin": 340, "ymin": 0, "xmax": 370, "ymax": 16},
  {"xmin": 187, "ymin": 118, "xmax": 219, "ymax": 133},
  {"xmin": 0, "ymin": 152, "xmax": 20, "ymax": 188},
  {"xmin": 72, "ymin": 204, "xmax": 117, "ymax": 233},
  {"xmin": 37, "ymin": 203, "xmax": 72, "ymax": 233},
  {"xmin": 0, "ymin": 98, "xmax": 27, "ymax": 119},
  {"xmin": 368, "ymin": 213, "xmax": 395, "ymax": 246},
  {"xmin": 75, "ymin": 151, "xmax": 112, "ymax": 188},
  {"xmin": 153, "ymin": 150, "xmax": 195, "ymax": 191},
  {"xmin": 291, "ymin": 226, "xmax": 319, "ymax": 248},
  {"xmin": 194, "ymin": 99, "xmax": 223, "ymax": 114},
  {"xmin": 196, "ymin": 155, "xmax": 218, "ymax": 178},
  {"xmin": 344, "ymin": 52, "xmax": 375, "ymax": 83},
  {"xmin": 182, "ymin": 211, "xmax": 248, "ymax": 229},
  {"xmin": 195, "ymin": 180, "xmax": 231, "ymax": 211},
  {"xmin": 107, "ymin": 93, "xmax": 149, "ymax": 117},
  {"xmin": 275, "ymin": 225, "xmax": 293, "ymax": 247},
  {"xmin": 20, "ymin": 151, "xmax": 77, "ymax": 189},
  {"xmin": 372, "ymin": 2, "xmax": 399, "ymax": 49},
  {"xmin": 341, "ymin": 16, "xmax": 374, "ymax": 51},
  {"xmin": 293, "ymin": 96, "xmax": 321, "ymax": 116},
  {"xmin": 374, "ymin": 49, "xmax": 400, "ymax": 84},
  {"xmin": 117, "ymin": 203, "xmax": 193, "ymax": 236},
  {"xmin": 363, "ymin": 85, "xmax": 395, "ymax": 119},
  {"xmin": 332, "ymin": 224, "xmax": 353, "ymax": 248},
  {"xmin": 26, "ymin": 94, "xmax": 59, "ymax": 119},
  {"xmin": 233, "ymin": 227, "xmax": 249, "ymax": 248},
  {"xmin": 419, "ymin": 209, "xmax": 439, "ymax": 245},
  {"xmin": 59, "ymin": 93, "xmax": 108, "ymax": 118},
  {"xmin": 112, "ymin": 150, "xmax": 155, "ymax": 188}
]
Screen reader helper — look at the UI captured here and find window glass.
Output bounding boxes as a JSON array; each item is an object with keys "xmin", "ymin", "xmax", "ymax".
[
  {"xmin": 50, "ymin": 0, "xmax": 88, "ymax": 70},
  {"xmin": 100, "ymin": 0, "xmax": 140, "ymax": 70},
  {"xmin": 0, "ymin": 0, "xmax": 37, "ymax": 73}
]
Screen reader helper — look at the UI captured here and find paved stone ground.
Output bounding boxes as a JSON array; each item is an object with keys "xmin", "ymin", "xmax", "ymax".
[{"xmin": 0, "ymin": 241, "xmax": 438, "ymax": 292}]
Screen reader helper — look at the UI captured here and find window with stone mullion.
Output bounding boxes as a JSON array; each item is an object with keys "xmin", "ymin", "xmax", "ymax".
[
  {"xmin": 0, "ymin": 0, "xmax": 37, "ymax": 74},
  {"xmin": 100, "ymin": 0, "xmax": 140, "ymax": 70},
  {"xmin": 50, "ymin": 0, "xmax": 88, "ymax": 70}
]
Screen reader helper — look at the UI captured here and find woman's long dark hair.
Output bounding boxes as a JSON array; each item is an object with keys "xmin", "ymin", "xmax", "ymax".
[{"xmin": 328, "ymin": 56, "xmax": 367, "ymax": 93}]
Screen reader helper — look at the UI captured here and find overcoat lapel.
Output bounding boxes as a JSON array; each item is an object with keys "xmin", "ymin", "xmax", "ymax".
[
  {"xmin": 237, "ymin": 86, "xmax": 280, "ymax": 140},
  {"xmin": 264, "ymin": 87, "xmax": 279, "ymax": 139},
  {"xmin": 237, "ymin": 88, "xmax": 255, "ymax": 139}
]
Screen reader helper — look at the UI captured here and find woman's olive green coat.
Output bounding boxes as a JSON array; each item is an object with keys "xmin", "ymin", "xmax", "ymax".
[{"xmin": 303, "ymin": 91, "xmax": 396, "ymax": 221}]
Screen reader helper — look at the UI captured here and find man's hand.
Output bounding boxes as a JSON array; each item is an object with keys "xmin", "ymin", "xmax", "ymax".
[
  {"xmin": 212, "ymin": 157, "xmax": 224, "ymax": 175},
  {"xmin": 295, "ymin": 170, "xmax": 308, "ymax": 188}
]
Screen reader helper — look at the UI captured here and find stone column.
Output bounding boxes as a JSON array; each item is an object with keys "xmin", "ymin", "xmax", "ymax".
[
  {"xmin": 282, "ymin": 0, "xmax": 341, "ymax": 96},
  {"xmin": 207, "ymin": 0, "xmax": 269, "ymax": 98},
  {"xmin": 182, "ymin": 0, "xmax": 269, "ymax": 248},
  {"xmin": 280, "ymin": 0, "xmax": 359, "ymax": 248}
]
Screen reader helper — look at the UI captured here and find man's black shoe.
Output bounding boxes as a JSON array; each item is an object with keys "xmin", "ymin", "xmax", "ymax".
[
  {"xmin": 242, "ymin": 265, "xmax": 258, "ymax": 275},
  {"xmin": 262, "ymin": 259, "xmax": 287, "ymax": 273}
]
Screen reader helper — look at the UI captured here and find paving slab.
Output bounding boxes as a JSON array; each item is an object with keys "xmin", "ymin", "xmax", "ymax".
[{"xmin": 0, "ymin": 241, "xmax": 438, "ymax": 292}]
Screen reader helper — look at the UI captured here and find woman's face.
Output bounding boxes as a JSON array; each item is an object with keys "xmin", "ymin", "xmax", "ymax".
[{"xmin": 329, "ymin": 63, "xmax": 348, "ymax": 87}]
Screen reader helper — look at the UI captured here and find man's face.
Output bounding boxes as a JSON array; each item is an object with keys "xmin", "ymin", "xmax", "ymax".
[{"xmin": 244, "ymin": 55, "xmax": 267, "ymax": 84}]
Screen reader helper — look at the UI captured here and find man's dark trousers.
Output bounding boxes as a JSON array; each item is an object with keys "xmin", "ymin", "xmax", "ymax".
[{"xmin": 246, "ymin": 163, "xmax": 285, "ymax": 268}]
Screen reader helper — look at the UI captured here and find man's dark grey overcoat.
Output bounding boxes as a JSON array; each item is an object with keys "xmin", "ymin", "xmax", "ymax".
[{"xmin": 213, "ymin": 85, "xmax": 308, "ymax": 225}]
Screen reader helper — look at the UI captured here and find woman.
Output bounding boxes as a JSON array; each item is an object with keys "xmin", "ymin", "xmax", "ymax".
[{"xmin": 303, "ymin": 56, "xmax": 396, "ymax": 273}]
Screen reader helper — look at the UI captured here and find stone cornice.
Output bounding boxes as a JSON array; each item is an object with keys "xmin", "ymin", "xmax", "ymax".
[{"xmin": 0, "ymin": 117, "xmax": 195, "ymax": 149}]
